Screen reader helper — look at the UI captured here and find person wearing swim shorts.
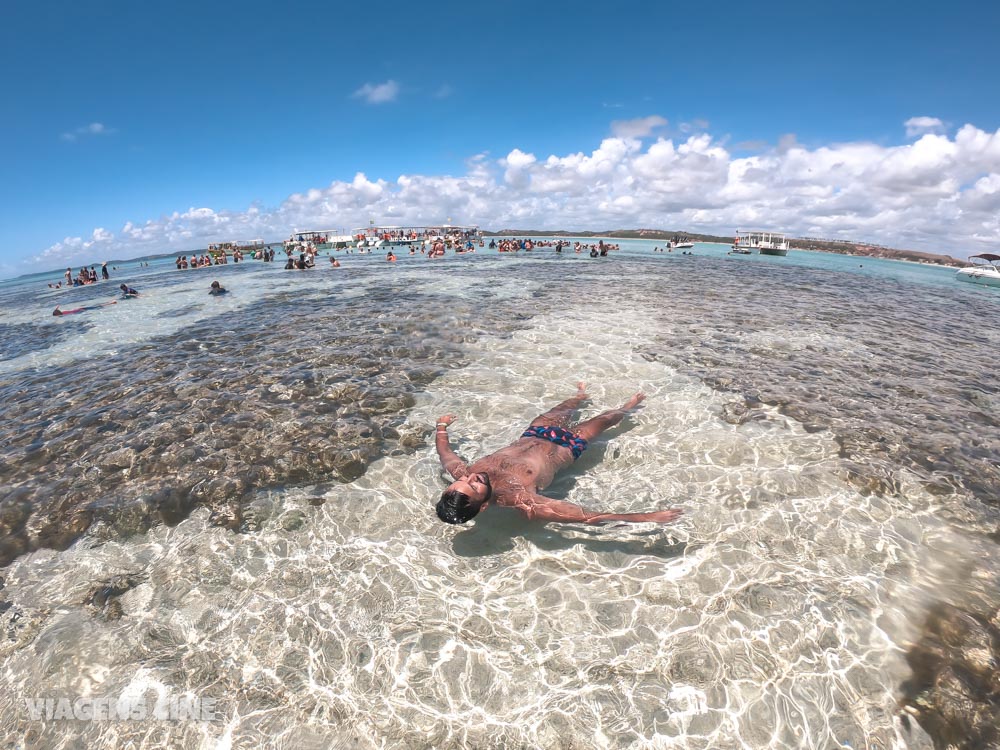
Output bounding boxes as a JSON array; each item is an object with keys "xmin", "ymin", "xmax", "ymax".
[
  {"xmin": 52, "ymin": 301, "xmax": 117, "ymax": 316},
  {"xmin": 434, "ymin": 383, "xmax": 682, "ymax": 526}
]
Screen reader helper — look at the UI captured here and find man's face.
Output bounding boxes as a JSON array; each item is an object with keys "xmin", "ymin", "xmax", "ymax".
[{"xmin": 448, "ymin": 472, "xmax": 492, "ymax": 507}]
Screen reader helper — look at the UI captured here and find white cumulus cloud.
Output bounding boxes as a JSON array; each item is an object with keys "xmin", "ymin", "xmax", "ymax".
[
  {"xmin": 611, "ymin": 115, "xmax": 668, "ymax": 139},
  {"xmin": 905, "ymin": 116, "xmax": 946, "ymax": 138},
  {"xmin": 352, "ymin": 80, "xmax": 400, "ymax": 104},
  {"xmin": 29, "ymin": 117, "xmax": 1000, "ymax": 273}
]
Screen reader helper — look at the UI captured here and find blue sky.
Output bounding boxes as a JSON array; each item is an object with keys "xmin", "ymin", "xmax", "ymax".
[{"xmin": 2, "ymin": 0, "xmax": 999, "ymax": 277}]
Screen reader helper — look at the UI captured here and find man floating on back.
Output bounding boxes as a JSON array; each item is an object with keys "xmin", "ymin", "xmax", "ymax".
[{"xmin": 435, "ymin": 383, "xmax": 682, "ymax": 525}]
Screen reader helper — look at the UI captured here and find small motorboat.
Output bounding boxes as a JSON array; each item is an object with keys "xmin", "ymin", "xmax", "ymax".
[{"xmin": 955, "ymin": 253, "xmax": 1000, "ymax": 288}]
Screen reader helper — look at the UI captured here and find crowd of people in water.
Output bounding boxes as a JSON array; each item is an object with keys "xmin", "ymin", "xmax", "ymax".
[
  {"xmin": 47, "ymin": 262, "xmax": 112, "ymax": 288},
  {"xmin": 276, "ymin": 235, "xmax": 487, "ymax": 270},
  {"xmin": 488, "ymin": 238, "xmax": 619, "ymax": 256},
  {"xmin": 165, "ymin": 232, "xmax": 626, "ymax": 274},
  {"xmin": 47, "ymin": 260, "xmax": 172, "ymax": 289},
  {"xmin": 175, "ymin": 247, "xmax": 253, "ymax": 269},
  {"xmin": 48, "ymin": 236, "xmax": 624, "ymax": 312}
]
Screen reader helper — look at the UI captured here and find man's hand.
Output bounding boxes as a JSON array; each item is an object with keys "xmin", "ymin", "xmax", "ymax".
[{"xmin": 434, "ymin": 414, "xmax": 468, "ymax": 479}]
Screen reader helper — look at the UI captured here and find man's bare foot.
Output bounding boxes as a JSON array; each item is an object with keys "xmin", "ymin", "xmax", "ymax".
[
  {"xmin": 623, "ymin": 392, "xmax": 646, "ymax": 411},
  {"xmin": 576, "ymin": 381, "xmax": 589, "ymax": 400}
]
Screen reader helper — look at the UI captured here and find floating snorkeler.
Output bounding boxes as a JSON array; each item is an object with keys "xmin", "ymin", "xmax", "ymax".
[
  {"xmin": 435, "ymin": 383, "xmax": 683, "ymax": 525},
  {"xmin": 52, "ymin": 301, "xmax": 118, "ymax": 316}
]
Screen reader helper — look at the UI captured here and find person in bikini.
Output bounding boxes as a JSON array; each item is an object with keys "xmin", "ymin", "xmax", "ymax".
[{"xmin": 434, "ymin": 383, "xmax": 683, "ymax": 526}]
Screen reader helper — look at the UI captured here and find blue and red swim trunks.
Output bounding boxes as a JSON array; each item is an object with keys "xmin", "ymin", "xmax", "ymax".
[{"xmin": 521, "ymin": 425, "xmax": 588, "ymax": 460}]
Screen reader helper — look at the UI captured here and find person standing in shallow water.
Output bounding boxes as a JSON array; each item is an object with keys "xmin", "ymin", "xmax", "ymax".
[{"xmin": 434, "ymin": 383, "xmax": 683, "ymax": 525}]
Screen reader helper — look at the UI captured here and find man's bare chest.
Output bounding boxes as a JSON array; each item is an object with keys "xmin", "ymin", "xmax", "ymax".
[{"xmin": 470, "ymin": 440, "xmax": 566, "ymax": 491}]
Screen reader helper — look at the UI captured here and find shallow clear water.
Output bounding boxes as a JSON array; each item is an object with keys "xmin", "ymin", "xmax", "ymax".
[{"xmin": 1, "ymin": 244, "xmax": 998, "ymax": 748}]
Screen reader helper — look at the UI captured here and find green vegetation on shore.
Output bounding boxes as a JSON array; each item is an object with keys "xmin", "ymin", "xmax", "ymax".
[{"xmin": 486, "ymin": 228, "xmax": 965, "ymax": 267}]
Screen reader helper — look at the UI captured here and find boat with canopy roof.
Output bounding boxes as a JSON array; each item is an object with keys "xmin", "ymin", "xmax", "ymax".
[
  {"xmin": 734, "ymin": 230, "xmax": 789, "ymax": 257},
  {"xmin": 352, "ymin": 224, "xmax": 481, "ymax": 251},
  {"xmin": 955, "ymin": 253, "xmax": 1000, "ymax": 287}
]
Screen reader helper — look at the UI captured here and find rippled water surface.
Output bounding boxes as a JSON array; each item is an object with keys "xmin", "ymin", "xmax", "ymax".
[{"xmin": 1, "ymin": 245, "xmax": 998, "ymax": 748}]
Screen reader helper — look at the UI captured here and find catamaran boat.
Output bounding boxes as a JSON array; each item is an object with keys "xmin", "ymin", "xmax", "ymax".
[
  {"xmin": 955, "ymin": 253, "xmax": 1000, "ymax": 287},
  {"xmin": 286, "ymin": 229, "xmax": 356, "ymax": 253},
  {"xmin": 734, "ymin": 230, "xmax": 789, "ymax": 257},
  {"xmin": 352, "ymin": 224, "xmax": 481, "ymax": 251}
]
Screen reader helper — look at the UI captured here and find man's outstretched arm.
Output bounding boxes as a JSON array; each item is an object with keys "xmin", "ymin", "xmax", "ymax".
[
  {"xmin": 434, "ymin": 414, "xmax": 469, "ymax": 480},
  {"xmin": 514, "ymin": 492, "xmax": 682, "ymax": 525}
]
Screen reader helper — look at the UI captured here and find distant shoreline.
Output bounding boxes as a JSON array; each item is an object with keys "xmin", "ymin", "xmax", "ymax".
[{"xmin": 486, "ymin": 229, "xmax": 967, "ymax": 268}]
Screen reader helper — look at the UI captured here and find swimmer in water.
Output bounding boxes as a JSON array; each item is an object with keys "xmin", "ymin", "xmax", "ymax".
[
  {"xmin": 53, "ymin": 301, "xmax": 117, "ymax": 316},
  {"xmin": 434, "ymin": 383, "xmax": 683, "ymax": 526}
]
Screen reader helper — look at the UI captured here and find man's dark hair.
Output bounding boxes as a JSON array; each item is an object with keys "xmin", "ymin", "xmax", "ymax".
[{"xmin": 436, "ymin": 490, "xmax": 482, "ymax": 525}]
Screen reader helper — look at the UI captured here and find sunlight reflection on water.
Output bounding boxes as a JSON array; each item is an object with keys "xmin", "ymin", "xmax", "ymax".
[{"xmin": 1, "ymin": 248, "xmax": 998, "ymax": 748}]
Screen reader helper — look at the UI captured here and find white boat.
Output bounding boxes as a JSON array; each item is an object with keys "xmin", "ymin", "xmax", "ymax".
[
  {"xmin": 735, "ymin": 230, "xmax": 789, "ymax": 257},
  {"xmin": 674, "ymin": 241, "xmax": 695, "ymax": 250},
  {"xmin": 287, "ymin": 229, "xmax": 356, "ymax": 252},
  {"xmin": 955, "ymin": 253, "xmax": 1000, "ymax": 287},
  {"xmin": 352, "ymin": 224, "xmax": 481, "ymax": 250},
  {"xmin": 730, "ymin": 234, "xmax": 752, "ymax": 254}
]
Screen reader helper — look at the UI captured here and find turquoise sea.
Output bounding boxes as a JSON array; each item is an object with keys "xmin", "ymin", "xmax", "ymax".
[{"xmin": 1, "ymin": 240, "xmax": 998, "ymax": 748}]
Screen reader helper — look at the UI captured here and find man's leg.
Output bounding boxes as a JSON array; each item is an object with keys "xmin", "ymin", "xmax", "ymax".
[
  {"xmin": 572, "ymin": 392, "xmax": 645, "ymax": 442},
  {"xmin": 529, "ymin": 382, "xmax": 589, "ymax": 428}
]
